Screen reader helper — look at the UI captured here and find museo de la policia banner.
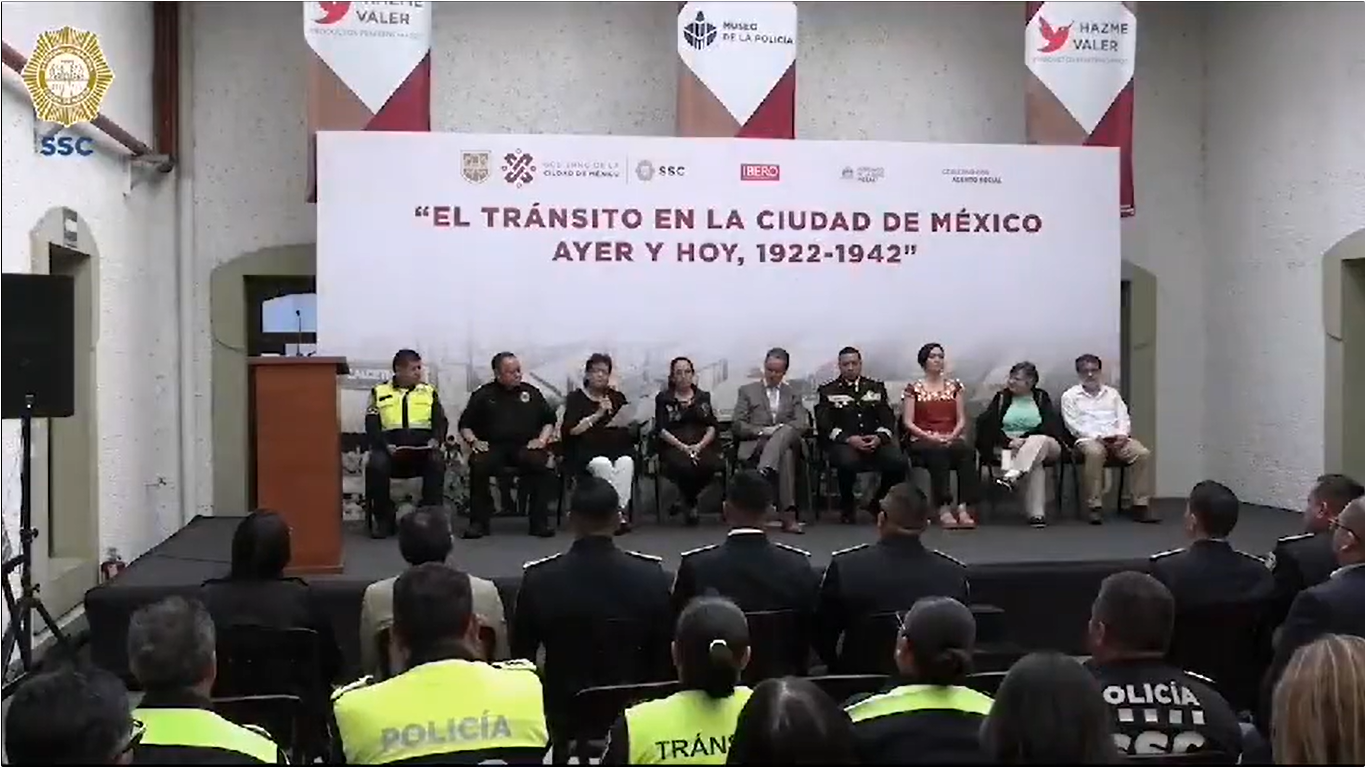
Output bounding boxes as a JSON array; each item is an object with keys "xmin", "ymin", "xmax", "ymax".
[
  {"xmin": 1026, "ymin": 1, "xmax": 1137, "ymax": 217},
  {"xmin": 676, "ymin": 1, "xmax": 797, "ymax": 139},
  {"xmin": 305, "ymin": 1, "xmax": 432, "ymax": 201}
]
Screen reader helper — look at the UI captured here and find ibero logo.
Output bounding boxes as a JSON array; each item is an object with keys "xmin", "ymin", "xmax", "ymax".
[{"xmin": 740, "ymin": 163, "xmax": 780, "ymax": 182}]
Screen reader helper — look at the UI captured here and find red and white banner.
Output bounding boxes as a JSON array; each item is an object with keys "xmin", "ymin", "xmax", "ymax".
[
  {"xmin": 676, "ymin": 1, "xmax": 796, "ymax": 139},
  {"xmin": 1026, "ymin": 1, "xmax": 1136, "ymax": 217},
  {"xmin": 305, "ymin": 1, "xmax": 432, "ymax": 201}
]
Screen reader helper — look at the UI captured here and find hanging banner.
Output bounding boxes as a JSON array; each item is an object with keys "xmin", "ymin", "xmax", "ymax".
[
  {"xmin": 1026, "ymin": 1, "xmax": 1136, "ymax": 217},
  {"xmin": 305, "ymin": 1, "xmax": 432, "ymax": 201},
  {"xmin": 676, "ymin": 1, "xmax": 797, "ymax": 139}
]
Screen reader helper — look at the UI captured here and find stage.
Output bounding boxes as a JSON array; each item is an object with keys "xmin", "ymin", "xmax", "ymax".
[{"xmin": 84, "ymin": 498, "xmax": 1299, "ymax": 685}]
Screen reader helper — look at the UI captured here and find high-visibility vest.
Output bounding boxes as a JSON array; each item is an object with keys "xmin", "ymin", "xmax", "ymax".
[
  {"xmin": 134, "ymin": 706, "xmax": 282, "ymax": 763},
  {"xmin": 371, "ymin": 382, "xmax": 436, "ymax": 432},
  {"xmin": 844, "ymin": 683, "xmax": 993, "ymax": 724},
  {"xmin": 623, "ymin": 688, "xmax": 752, "ymax": 765},
  {"xmin": 332, "ymin": 658, "xmax": 548, "ymax": 765}
]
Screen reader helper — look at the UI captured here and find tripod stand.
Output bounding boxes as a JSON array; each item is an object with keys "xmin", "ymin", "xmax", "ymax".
[{"xmin": 2, "ymin": 393, "xmax": 72, "ymax": 696}]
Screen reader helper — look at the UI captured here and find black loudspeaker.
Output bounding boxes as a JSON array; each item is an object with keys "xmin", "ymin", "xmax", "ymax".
[{"xmin": 2, "ymin": 273, "xmax": 75, "ymax": 419}]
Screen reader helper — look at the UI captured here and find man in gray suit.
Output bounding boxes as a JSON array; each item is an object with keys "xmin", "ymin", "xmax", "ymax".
[
  {"xmin": 732, "ymin": 348, "xmax": 810, "ymax": 533},
  {"xmin": 358, "ymin": 506, "xmax": 509, "ymax": 678}
]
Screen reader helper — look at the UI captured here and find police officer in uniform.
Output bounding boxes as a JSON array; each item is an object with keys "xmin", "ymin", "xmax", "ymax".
[
  {"xmin": 1266, "ymin": 473, "xmax": 1363, "ymax": 622},
  {"xmin": 814, "ymin": 346, "xmax": 907, "ymax": 523},
  {"xmin": 332, "ymin": 563, "xmax": 549, "ymax": 765},
  {"xmin": 602, "ymin": 597, "xmax": 753, "ymax": 765},
  {"xmin": 127, "ymin": 596, "xmax": 286, "ymax": 764},
  {"xmin": 365, "ymin": 349, "xmax": 449, "ymax": 537},
  {"xmin": 1148, "ymin": 481, "xmax": 1274, "ymax": 608},
  {"xmin": 457, "ymin": 351, "xmax": 557, "ymax": 539},
  {"xmin": 814, "ymin": 482, "xmax": 968, "ymax": 673},
  {"xmin": 512, "ymin": 476, "xmax": 674, "ymax": 757}
]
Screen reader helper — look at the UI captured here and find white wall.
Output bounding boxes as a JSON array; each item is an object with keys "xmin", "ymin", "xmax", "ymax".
[{"xmin": 1204, "ymin": 2, "xmax": 1366, "ymax": 507}]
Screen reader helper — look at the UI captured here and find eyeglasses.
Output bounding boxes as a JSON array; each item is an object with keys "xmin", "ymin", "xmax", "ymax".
[
  {"xmin": 114, "ymin": 720, "xmax": 145, "ymax": 760},
  {"xmin": 1329, "ymin": 519, "xmax": 1361, "ymax": 541}
]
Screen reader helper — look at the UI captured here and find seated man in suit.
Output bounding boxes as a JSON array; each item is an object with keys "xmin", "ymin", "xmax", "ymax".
[
  {"xmin": 814, "ymin": 346, "xmax": 907, "ymax": 524},
  {"xmin": 1267, "ymin": 474, "xmax": 1364, "ymax": 623},
  {"xmin": 364, "ymin": 348, "xmax": 449, "ymax": 537},
  {"xmin": 732, "ymin": 348, "xmax": 810, "ymax": 534},
  {"xmin": 1149, "ymin": 480, "xmax": 1273, "ymax": 608},
  {"xmin": 358, "ymin": 506, "xmax": 508, "ymax": 678}
]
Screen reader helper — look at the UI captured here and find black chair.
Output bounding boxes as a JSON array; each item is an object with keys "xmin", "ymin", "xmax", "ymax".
[
  {"xmin": 1166, "ymin": 602, "xmax": 1272, "ymax": 714},
  {"xmin": 728, "ymin": 427, "xmax": 820, "ymax": 520},
  {"xmin": 835, "ymin": 612, "xmax": 902, "ymax": 675},
  {"xmin": 568, "ymin": 681, "xmax": 680, "ymax": 765},
  {"xmin": 363, "ymin": 445, "xmax": 453, "ymax": 538},
  {"xmin": 649, "ymin": 433, "xmax": 730, "ymax": 524},
  {"xmin": 213, "ymin": 694, "xmax": 301, "ymax": 763},
  {"xmin": 1123, "ymin": 752, "xmax": 1236, "ymax": 766},
  {"xmin": 742, "ymin": 610, "xmax": 810, "ymax": 683},
  {"xmin": 963, "ymin": 670, "xmax": 1007, "ymax": 696},
  {"xmin": 973, "ymin": 408, "xmax": 1071, "ymax": 521},
  {"xmin": 806, "ymin": 674, "xmax": 889, "ymax": 704},
  {"xmin": 213, "ymin": 625, "xmax": 329, "ymax": 763}
]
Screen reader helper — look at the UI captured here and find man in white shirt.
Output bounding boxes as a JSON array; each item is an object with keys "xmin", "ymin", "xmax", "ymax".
[{"xmin": 1060, "ymin": 354, "xmax": 1153, "ymax": 523}]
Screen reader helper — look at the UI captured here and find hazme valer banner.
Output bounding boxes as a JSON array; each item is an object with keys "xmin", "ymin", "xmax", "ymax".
[{"xmin": 317, "ymin": 134, "xmax": 1120, "ymax": 419}]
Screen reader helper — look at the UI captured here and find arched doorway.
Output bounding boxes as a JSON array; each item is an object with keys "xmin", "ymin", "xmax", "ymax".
[{"xmin": 1324, "ymin": 229, "xmax": 1365, "ymax": 480}]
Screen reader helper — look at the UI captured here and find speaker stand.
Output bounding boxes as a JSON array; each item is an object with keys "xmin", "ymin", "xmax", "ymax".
[{"xmin": 2, "ymin": 394, "xmax": 72, "ymax": 697}]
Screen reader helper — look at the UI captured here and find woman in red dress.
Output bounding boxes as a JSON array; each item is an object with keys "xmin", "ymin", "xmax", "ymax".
[{"xmin": 902, "ymin": 343, "xmax": 979, "ymax": 529}]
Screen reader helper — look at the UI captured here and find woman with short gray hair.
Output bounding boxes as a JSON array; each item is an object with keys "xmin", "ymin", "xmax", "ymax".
[{"xmin": 974, "ymin": 362, "xmax": 1068, "ymax": 527}]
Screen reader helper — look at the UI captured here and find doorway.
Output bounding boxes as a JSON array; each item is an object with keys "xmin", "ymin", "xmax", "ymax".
[{"xmin": 1343, "ymin": 258, "xmax": 1363, "ymax": 480}]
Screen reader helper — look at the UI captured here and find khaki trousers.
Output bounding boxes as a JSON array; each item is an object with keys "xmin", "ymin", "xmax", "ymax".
[
  {"xmin": 1075, "ymin": 437, "xmax": 1151, "ymax": 508},
  {"xmin": 1001, "ymin": 434, "xmax": 1061, "ymax": 519}
]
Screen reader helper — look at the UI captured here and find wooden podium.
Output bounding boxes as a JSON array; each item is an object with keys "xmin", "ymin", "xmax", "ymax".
[{"xmin": 249, "ymin": 356, "xmax": 349, "ymax": 575}]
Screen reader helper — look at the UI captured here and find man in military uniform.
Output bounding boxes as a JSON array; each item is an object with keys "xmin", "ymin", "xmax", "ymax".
[
  {"xmin": 814, "ymin": 482, "xmax": 968, "ymax": 672},
  {"xmin": 1149, "ymin": 481, "xmax": 1273, "ymax": 608},
  {"xmin": 457, "ymin": 351, "xmax": 557, "ymax": 539},
  {"xmin": 365, "ymin": 348, "xmax": 449, "ymax": 537},
  {"xmin": 512, "ymin": 476, "xmax": 674, "ymax": 759},
  {"xmin": 1266, "ymin": 473, "xmax": 1363, "ymax": 623},
  {"xmin": 332, "ymin": 563, "xmax": 549, "ymax": 766},
  {"xmin": 814, "ymin": 346, "xmax": 907, "ymax": 523}
]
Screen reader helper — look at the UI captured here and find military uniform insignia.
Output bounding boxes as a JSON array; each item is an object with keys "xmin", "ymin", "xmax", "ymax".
[
  {"xmin": 830, "ymin": 543, "xmax": 869, "ymax": 557},
  {"xmin": 519, "ymin": 390, "xmax": 531, "ymax": 403},
  {"xmin": 774, "ymin": 541, "xmax": 811, "ymax": 557},
  {"xmin": 1149, "ymin": 547, "xmax": 1184, "ymax": 560},
  {"xmin": 522, "ymin": 552, "xmax": 562, "ymax": 569},
  {"xmin": 680, "ymin": 543, "xmax": 718, "ymax": 557},
  {"xmin": 492, "ymin": 658, "xmax": 537, "ymax": 672},
  {"xmin": 931, "ymin": 548, "xmax": 966, "ymax": 567},
  {"xmin": 624, "ymin": 549, "xmax": 663, "ymax": 562},
  {"xmin": 331, "ymin": 674, "xmax": 373, "ymax": 701},
  {"xmin": 1263, "ymin": 551, "xmax": 1277, "ymax": 570}
]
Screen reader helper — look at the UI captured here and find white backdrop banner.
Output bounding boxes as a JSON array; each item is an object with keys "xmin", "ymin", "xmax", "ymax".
[{"xmin": 317, "ymin": 133, "xmax": 1120, "ymax": 419}]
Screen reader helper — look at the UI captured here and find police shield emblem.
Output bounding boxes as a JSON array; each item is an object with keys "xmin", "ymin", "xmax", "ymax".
[{"xmin": 462, "ymin": 151, "xmax": 490, "ymax": 184}]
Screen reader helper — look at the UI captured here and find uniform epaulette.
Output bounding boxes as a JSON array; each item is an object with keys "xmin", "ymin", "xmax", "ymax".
[
  {"xmin": 1234, "ymin": 548, "xmax": 1265, "ymax": 563},
  {"xmin": 1186, "ymin": 670, "xmax": 1217, "ymax": 686},
  {"xmin": 492, "ymin": 658, "xmax": 538, "ymax": 672},
  {"xmin": 680, "ymin": 543, "xmax": 719, "ymax": 557},
  {"xmin": 830, "ymin": 543, "xmax": 870, "ymax": 557},
  {"xmin": 522, "ymin": 552, "xmax": 563, "ymax": 569},
  {"xmin": 331, "ymin": 675, "xmax": 373, "ymax": 702},
  {"xmin": 1149, "ymin": 547, "xmax": 1184, "ymax": 561},
  {"xmin": 1276, "ymin": 532, "xmax": 1313, "ymax": 544},
  {"xmin": 240, "ymin": 723, "xmax": 275, "ymax": 741},
  {"xmin": 930, "ymin": 548, "xmax": 966, "ymax": 567},
  {"xmin": 624, "ymin": 548, "xmax": 663, "ymax": 562},
  {"xmin": 774, "ymin": 541, "xmax": 811, "ymax": 557}
]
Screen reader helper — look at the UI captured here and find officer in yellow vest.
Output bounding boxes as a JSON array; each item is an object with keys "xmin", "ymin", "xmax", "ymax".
[
  {"xmin": 126, "ymin": 596, "xmax": 288, "ymax": 764},
  {"xmin": 366, "ymin": 348, "xmax": 449, "ymax": 536},
  {"xmin": 332, "ymin": 563, "xmax": 549, "ymax": 765},
  {"xmin": 601, "ymin": 596, "xmax": 753, "ymax": 765}
]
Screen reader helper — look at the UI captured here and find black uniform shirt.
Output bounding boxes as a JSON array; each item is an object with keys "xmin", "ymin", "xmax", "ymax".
[
  {"xmin": 1267, "ymin": 531, "xmax": 1337, "ymax": 618},
  {"xmin": 814, "ymin": 377, "xmax": 897, "ymax": 443},
  {"xmin": 1148, "ymin": 539, "xmax": 1274, "ymax": 608},
  {"xmin": 671, "ymin": 529, "xmax": 818, "ymax": 616},
  {"xmin": 1086, "ymin": 657, "xmax": 1243, "ymax": 761},
  {"xmin": 458, "ymin": 381, "xmax": 555, "ymax": 446}
]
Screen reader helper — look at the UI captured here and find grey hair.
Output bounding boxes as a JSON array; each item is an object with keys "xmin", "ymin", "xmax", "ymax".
[{"xmin": 127, "ymin": 596, "xmax": 216, "ymax": 691}]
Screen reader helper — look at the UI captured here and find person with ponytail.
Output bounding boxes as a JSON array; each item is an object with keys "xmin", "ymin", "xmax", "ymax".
[
  {"xmin": 601, "ymin": 597, "xmax": 752, "ymax": 765},
  {"xmin": 843, "ymin": 596, "xmax": 992, "ymax": 765}
]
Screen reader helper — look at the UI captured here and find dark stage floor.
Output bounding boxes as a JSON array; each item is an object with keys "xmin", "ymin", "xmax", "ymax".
[{"xmin": 84, "ymin": 498, "xmax": 1298, "ymax": 684}]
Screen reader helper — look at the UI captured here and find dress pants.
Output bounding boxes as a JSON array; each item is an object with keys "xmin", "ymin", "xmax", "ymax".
[
  {"xmin": 827, "ymin": 439, "xmax": 907, "ymax": 512},
  {"xmin": 906, "ymin": 438, "xmax": 979, "ymax": 507},
  {"xmin": 365, "ymin": 447, "xmax": 444, "ymax": 519},
  {"xmin": 1000, "ymin": 435, "xmax": 1061, "ymax": 519},
  {"xmin": 1075, "ymin": 438, "xmax": 1152, "ymax": 509},
  {"xmin": 468, "ymin": 443, "xmax": 552, "ymax": 531},
  {"xmin": 660, "ymin": 445, "xmax": 724, "ymax": 506},
  {"xmin": 586, "ymin": 455, "xmax": 636, "ymax": 509},
  {"xmin": 748, "ymin": 425, "xmax": 802, "ymax": 511}
]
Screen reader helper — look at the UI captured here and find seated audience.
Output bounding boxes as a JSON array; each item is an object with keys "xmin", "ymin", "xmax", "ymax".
[
  {"xmin": 654, "ymin": 356, "xmax": 724, "ymax": 526},
  {"xmin": 458, "ymin": 351, "xmax": 557, "ymax": 539},
  {"xmin": 1268, "ymin": 474, "xmax": 1364, "ymax": 622},
  {"xmin": 332, "ymin": 563, "xmax": 549, "ymax": 765},
  {"xmin": 902, "ymin": 343, "xmax": 979, "ymax": 529},
  {"xmin": 815, "ymin": 346, "xmax": 907, "ymax": 524},
  {"xmin": 128, "ymin": 596, "xmax": 286, "ymax": 764},
  {"xmin": 4, "ymin": 665, "xmax": 139, "ymax": 766},
  {"xmin": 1060, "ymin": 354, "xmax": 1154, "ymax": 523},
  {"xmin": 561, "ymin": 352, "xmax": 636, "ymax": 532},
  {"xmin": 359, "ymin": 506, "xmax": 508, "ymax": 677},
  {"xmin": 602, "ymin": 597, "xmax": 753, "ymax": 765},
  {"xmin": 975, "ymin": 361, "xmax": 1067, "ymax": 527},
  {"xmin": 199, "ymin": 509, "xmax": 341, "ymax": 683},
  {"xmin": 1149, "ymin": 480, "xmax": 1274, "ymax": 608},
  {"xmin": 1271, "ymin": 634, "xmax": 1364, "ymax": 766},
  {"xmin": 364, "ymin": 348, "xmax": 448, "ymax": 537},
  {"xmin": 814, "ymin": 481, "xmax": 969, "ymax": 672},
  {"xmin": 981, "ymin": 652, "xmax": 1120, "ymax": 765},
  {"xmin": 844, "ymin": 597, "xmax": 992, "ymax": 765},
  {"xmin": 1084, "ymin": 572, "xmax": 1242, "ymax": 761},
  {"xmin": 727, "ymin": 677, "xmax": 858, "ymax": 766},
  {"xmin": 731, "ymin": 347, "xmax": 809, "ymax": 533}
]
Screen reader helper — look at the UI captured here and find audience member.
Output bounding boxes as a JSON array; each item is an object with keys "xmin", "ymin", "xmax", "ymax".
[
  {"xmin": 359, "ymin": 506, "xmax": 508, "ymax": 677},
  {"xmin": 1084, "ymin": 572, "xmax": 1242, "ymax": 760},
  {"xmin": 981, "ymin": 652, "xmax": 1120, "ymax": 765},
  {"xmin": 458, "ymin": 351, "xmax": 558, "ymax": 538},
  {"xmin": 976, "ymin": 361, "xmax": 1067, "ymax": 526},
  {"xmin": 814, "ymin": 481, "xmax": 969, "ymax": 672},
  {"xmin": 198, "ymin": 509, "xmax": 341, "ymax": 683},
  {"xmin": 1268, "ymin": 474, "xmax": 1364, "ymax": 621},
  {"xmin": 814, "ymin": 346, "xmax": 907, "ymax": 524},
  {"xmin": 654, "ymin": 356, "xmax": 725, "ymax": 526},
  {"xmin": 731, "ymin": 347, "xmax": 809, "ymax": 533},
  {"xmin": 844, "ymin": 597, "xmax": 991, "ymax": 765},
  {"xmin": 1149, "ymin": 480, "xmax": 1273, "ymax": 608},
  {"xmin": 727, "ymin": 677, "xmax": 858, "ymax": 766},
  {"xmin": 127, "ymin": 596, "xmax": 286, "ymax": 764},
  {"xmin": 363, "ymin": 348, "xmax": 448, "ymax": 537},
  {"xmin": 1271, "ymin": 634, "xmax": 1364, "ymax": 766},
  {"xmin": 902, "ymin": 343, "xmax": 979, "ymax": 529},
  {"xmin": 4, "ymin": 665, "xmax": 139, "ymax": 766},
  {"xmin": 602, "ymin": 597, "xmax": 753, "ymax": 765},
  {"xmin": 561, "ymin": 352, "xmax": 636, "ymax": 533},
  {"xmin": 332, "ymin": 563, "xmax": 549, "ymax": 765},
  {"xmin": 1060, "ymin": 354, "xmax": 1154, "ymax": 523}
]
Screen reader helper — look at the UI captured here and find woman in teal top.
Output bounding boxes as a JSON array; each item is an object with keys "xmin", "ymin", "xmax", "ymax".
[
  {"xmin": 601, "ymin": 597, "xmax": 752, "ymax": 765},
  {"xmin": 975, "ymin": 362, "xmax": 1066, "ymax": 527}
]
